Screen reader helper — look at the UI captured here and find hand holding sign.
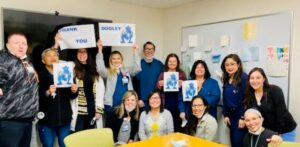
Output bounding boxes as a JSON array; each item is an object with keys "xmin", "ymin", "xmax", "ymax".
[
  {"xmin": 132, "ymin": 43, "xmax": 138, "ymax": 54},
  {"xmin": 97, "ymin": 39, "xmax": 103, "ymax": 53},
  {"xmin": 53, "ymin": 33, "xmax": 62, "ymax": 49}
]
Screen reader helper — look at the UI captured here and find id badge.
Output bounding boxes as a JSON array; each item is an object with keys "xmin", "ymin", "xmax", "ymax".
[
  {"xmin": 122, "ymin": 124, "xmax": 129, "ymax": 132},
  {"xmin": 122, "ymin": 77, "xmax": 129, "ymax": 84}
]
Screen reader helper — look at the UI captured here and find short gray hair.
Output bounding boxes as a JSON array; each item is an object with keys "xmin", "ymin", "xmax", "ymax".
[{"xmin": 41, "ymin": 48, "xmax": 59, "ymax": 60}]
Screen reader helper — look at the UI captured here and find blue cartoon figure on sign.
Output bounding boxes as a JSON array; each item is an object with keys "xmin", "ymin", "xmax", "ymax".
[
  {"xmin": 57, "ymin": 65, "xmax": 72, "ymax": 85},
  {"xmin": 120, "ymin": 25, "xmax": 133, "ymax": 43},
  {"xmin": 185, "ymin": 83, "xmax": 196, "ymax": 100},
  {"xmin": 166, "ymin": 73, "xmax": 178, "ymax": 89}
]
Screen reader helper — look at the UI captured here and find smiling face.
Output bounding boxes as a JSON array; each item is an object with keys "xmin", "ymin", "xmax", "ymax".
[
  {"xmin": 224, "ymin": 58, "xmax": 239, "ymax": 76},
  {"xmin": 149, "ymin": 93, "xmax": 161, "ymax": 109},
  {"xmin": 167, "ymin": 57, "xmax": 178, "ymax": 71},
  {"xmin": 244, "ymin": 111, "xmax": 263, "ymax": 133},
  {"xmin": 191, "ymin": 98, "xmax": 207, "ymax": 118},
  {"xmin": 124, "ymin": 94, "xmax": 137, "ymax": 112},
  {"xmin": 143, "ymin": 44, "xmax": 155, "ymax": 59},
  {"xmin": 249, "ymin": 70, "xmax": 265, "ymax": 91},
  {"xmin": 6, "ymin": 34, "xmax": 28, "ymax": 58},
  {"xmin": 42, "ymin": 50, "xmax": 59, "ymax": 67},
  {"xmin": 195, "ymin": 63, "xmax": 206, "ymax": 78},
  {"xmin": 77, "ymin": 48, "xmax": 88, "ymax": 64},
  {"xmin": 110, "ymin": 53, "xmax": 123, "ymax": 68}
]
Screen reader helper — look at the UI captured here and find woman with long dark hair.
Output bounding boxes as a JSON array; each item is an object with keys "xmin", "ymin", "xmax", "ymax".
[
  {"xmin": 156, "ymin": 53, "xmax": 187, "ymax": 132},
  {"xmin": 188, "ymin": 60, "xmax": 220, "ymax": 118},
  {"xmin": 184, "ymin": 96, "xmax": 218, "ymax": 141},
  {"xmin": 244, "ymin": 67, "xmax": 297, "ymax": 141},
  {"xmin": 221, "ymin": 54, "xmax": 247, "ymax": 147},
  {"xmin": 71, "ymin": 48, "xmax": 105, "ymax": 131}
]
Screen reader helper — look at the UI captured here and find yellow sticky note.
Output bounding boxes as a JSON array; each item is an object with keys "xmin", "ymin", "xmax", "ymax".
[{"xmin": 243, "ymin": 22, "xmax": 257, "ymax": 40}]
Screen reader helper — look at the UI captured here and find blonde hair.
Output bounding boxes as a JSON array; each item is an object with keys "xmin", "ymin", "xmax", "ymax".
[
  {"xmin": 41, "ymin": 48, "xmax": 59, "ymax": 61},
  {"xmin": 115, "ymin": 90, "xmax": 139, "ymax": 120},
  {"xmin": 108, "ymin": 51, "xmax": 123, "ymax": 77}
]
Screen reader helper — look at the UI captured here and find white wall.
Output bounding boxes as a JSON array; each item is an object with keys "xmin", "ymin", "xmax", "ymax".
[
  {"xmin": 163, "ymin": 0, "xmax": 300, "ymax": 142},
  {"xmin": 1, "ymin": 0, "xmax": 300, "ymax": 144},
  {"xmin": 0, "ymin": 0, "xmax": 164, "ymax": 64}
]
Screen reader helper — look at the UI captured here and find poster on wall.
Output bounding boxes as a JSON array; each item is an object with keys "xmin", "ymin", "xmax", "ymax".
[
  {"xmin": 241, "ymin": 46, "xmax": 260, "ymax": 62},
  {"xmin": 266, "ymin": 46, "xmax": 289, "ymax": 77},
  {"xmin": 99, "ymin": 23, "xmax": 135, "ymax": 46}
]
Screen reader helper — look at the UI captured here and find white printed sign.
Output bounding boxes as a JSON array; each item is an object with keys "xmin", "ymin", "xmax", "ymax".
[
  {"xmin": 58, "ymin": 24, "xmax": 96, "ymax": 50},
  {"xmin": 163, "ymin": 72, "xmax": 179, "ymax": 92},
  {"xmin": 99, "ymin": 23, "xmax": 135, "ymax": 46},
  {"xmin": 182, "ymin": 80, "xmax": 197, "ymax": 101},
  {"xmin": 53, "ymin": 62, "xmax": 74, "ymax": 88}
]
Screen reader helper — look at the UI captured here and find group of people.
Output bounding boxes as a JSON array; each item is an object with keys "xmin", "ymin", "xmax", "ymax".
[{"xmin": 0, "ymin": 32, "xmax": 297, "ymax": 147}]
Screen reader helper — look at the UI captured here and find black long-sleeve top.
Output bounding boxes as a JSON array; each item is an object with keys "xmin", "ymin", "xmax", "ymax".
[
  {"xmin": 106, "ymin": 110, "xmax": 139, "ymax": 142},
  {"xmin": 38, "ymin": 68, "xmax": 78, "ymax": 127},
  {"xmin": 247, "ymin": 85, "xmax": 296, "ymax": 134}
]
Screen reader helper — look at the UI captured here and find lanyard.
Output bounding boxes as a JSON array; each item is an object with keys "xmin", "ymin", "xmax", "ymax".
[{"xmin": 250, "ymin": 133, "xmax": 261, "ymax": 147}]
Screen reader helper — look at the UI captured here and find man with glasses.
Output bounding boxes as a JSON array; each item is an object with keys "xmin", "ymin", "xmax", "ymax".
[
  {"xmin": 0, "ymin": 32, "xmax": 39, "ymax": 147},
  {"xmin": 134, "ymin": 41, "xmax": 163, "ymax": 110}
]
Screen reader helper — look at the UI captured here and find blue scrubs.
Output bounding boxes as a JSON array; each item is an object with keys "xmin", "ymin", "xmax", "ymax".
[{"xmin": 222, "ymin": 72, "xmax": 247, "ymax": 147}]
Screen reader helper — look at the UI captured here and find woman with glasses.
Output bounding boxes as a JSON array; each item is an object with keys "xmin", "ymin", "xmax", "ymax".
[
  {"xmin": 138, "ymin": 90, "xmax": 174, "ymax": 140},
  {"xmin": 184, "ymin": 96, "xmax": 218, "ymax": 141}
]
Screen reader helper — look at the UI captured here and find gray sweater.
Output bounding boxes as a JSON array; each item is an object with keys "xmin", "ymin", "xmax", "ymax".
[
  {"xmin": 96, "ymin": 52, "xmax": 141, "ymax": 106},
  {"xmin": 138, "ymin": 109, "xmax": 174, "ymax": 140}
]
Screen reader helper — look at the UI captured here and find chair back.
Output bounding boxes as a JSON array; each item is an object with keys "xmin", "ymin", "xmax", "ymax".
[
  {"xmin": 64, "ymin": 128, "xmax": 114, "ymax": 147},
  {"xmin": 269, "ymin": 141, "xmax": 300, "ymax": 147}
]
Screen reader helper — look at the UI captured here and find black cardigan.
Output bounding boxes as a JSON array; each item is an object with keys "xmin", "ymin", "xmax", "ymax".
[
  {"xmin": 38, "ymin": 69, "xmax": 78, "ymax": 127},
  {"xmin": 249, "ymin": 85, "xmax": 296, "ymax": 134},
  {"xmin": 106, "ymin": 110, "xmax": 139, "ymax": 142}
]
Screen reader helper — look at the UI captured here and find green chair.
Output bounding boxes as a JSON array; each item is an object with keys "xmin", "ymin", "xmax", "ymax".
[{"xmin": 64, "ymin": 128, "xmax": 114, "ymax": 147}]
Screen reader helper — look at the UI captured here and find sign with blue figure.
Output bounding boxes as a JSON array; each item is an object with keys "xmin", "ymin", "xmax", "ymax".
[
  {"xmin": 182, "ymin": 80, "xmax": 198, "ymax": 101},
  {"xmin": 163, "ymin": 72, "xmax": 179, "ymax": 92},
  {"xmin": 58, "ymin": 24, "xmax": 96, "ymax": 50},
  {"xmin": 53, "ymin": 62, "xmax": 74, "ymax": 88},
  {"xmin": 99, "ymin": 23, "xmax": 135, "ymax": 46}
]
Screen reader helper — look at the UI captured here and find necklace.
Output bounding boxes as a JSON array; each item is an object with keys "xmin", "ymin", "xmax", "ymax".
[{"xmin": 250, "ymin": 133, "xmax": 262, "ymax": 147}]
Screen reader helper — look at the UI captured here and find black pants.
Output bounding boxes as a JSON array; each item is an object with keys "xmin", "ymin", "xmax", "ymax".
[
  {"xmin": 75, "ymin": 115, "xmax": 95, "ymax": 132},
  {"xmin": 168, "ymin": 108, "xmax": 183, "ymax": 133},
  {"xmin": 0, "ymin": 120, "xmax": 32, "ymax": 147}
]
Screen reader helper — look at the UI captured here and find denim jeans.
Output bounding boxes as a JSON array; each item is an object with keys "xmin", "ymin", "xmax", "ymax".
[
  {"xmin": 0, "ymin": 120, "xmax": 32, "ymax": 147},
  {"xmin": 281, "ymin": 128, "xmax": 297, "ymax": 141},
  {"xmin": 38, "ymin": 124, "xmax": 70, "ymax": 147}
]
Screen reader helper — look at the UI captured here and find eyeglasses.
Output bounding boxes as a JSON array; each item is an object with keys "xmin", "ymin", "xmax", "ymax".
[
  {"xmin": 144, "ymin": 48, "xmax": 154, "ymax": 51},
  {"xmin": 192, "ymin": 104, "xmax": 204, "ymax": 108}
]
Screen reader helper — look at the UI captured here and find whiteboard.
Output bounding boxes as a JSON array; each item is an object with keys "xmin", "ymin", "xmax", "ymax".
[{"xmin": 181, "ymin": 12, "xmax": 292, "ymax": 105}]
